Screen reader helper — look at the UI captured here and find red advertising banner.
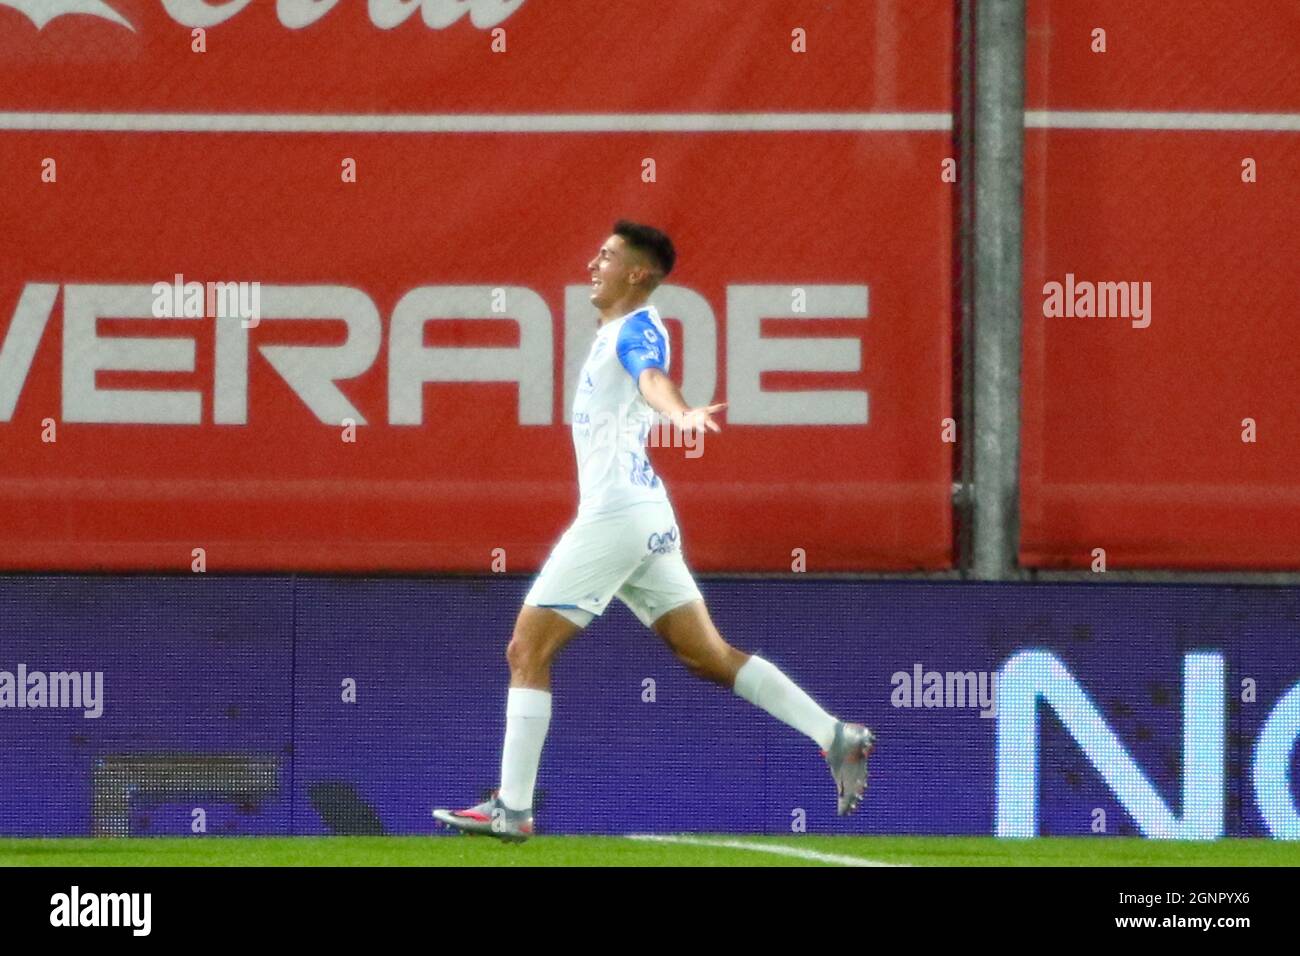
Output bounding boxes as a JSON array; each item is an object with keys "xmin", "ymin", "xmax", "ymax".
[
  {"xmin": 0, "ymin": 0, "xmax": 955, "ymax": 573},
  {"xmin": 1022, "ymin": 0, "xmax": 1300, "ymax": 569}
]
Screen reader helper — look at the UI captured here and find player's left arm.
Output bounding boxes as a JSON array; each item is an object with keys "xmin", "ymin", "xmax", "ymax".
[
  {"xmin": 637, "ymin": 368, "xmax": 726, "ymax": 433},
  {"xmin": 618, "ymin": 313, "xmax": 726, "ymax": 432}
]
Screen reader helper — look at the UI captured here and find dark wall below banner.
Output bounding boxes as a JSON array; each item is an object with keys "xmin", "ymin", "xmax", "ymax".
[{"xmin": 0, "ymin": 577, "xmax": 1297, "ymax": 839}]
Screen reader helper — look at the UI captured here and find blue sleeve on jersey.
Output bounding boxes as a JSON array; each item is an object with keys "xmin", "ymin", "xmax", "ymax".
[{"xmin": 616, "ymin": 310, "xmax": 667, "ymax": 384}]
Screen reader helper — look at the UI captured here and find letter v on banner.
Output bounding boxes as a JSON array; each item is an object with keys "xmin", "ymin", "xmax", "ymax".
[
  {"xmin": 0, "ymin": 284, "xmax": 58, "ymax": 421},
  {"xmin": 995, "ymin": 650, "xmax": 1224, "ymax": 839}
]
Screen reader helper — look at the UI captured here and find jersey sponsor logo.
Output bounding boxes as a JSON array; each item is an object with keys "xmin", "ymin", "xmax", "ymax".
[
  {"xmin": 647, "ymin": 526, "xmax": 679, "ymax": 555},
  {"xmin": 627, "ymin": 452, "xmax": 660, "ymax": 490}
]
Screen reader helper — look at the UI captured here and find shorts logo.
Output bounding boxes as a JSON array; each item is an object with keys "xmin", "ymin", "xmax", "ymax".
[
  {"xmin": 643, "ymin": 328, "xmax": 658, "ymax": 343},
  {"xmin": 647, "ymin": 526, "xmax": 679, "ymax": 555}
]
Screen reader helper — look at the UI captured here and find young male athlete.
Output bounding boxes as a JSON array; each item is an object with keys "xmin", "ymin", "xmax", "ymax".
[{"xmin": 433, "ymin": 221, "xmax": 875, "ymax": 841}]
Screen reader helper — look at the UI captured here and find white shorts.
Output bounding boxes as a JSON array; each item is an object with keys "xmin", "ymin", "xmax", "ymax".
[{"xmin": 524, "ymin": 501, "xmax": 703, "ymax": 629}]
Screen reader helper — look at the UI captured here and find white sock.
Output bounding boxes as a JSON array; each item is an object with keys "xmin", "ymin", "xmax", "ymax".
[
  {"xmin": 733, "ymin": 655, "xmax": 838, "ymax": 751},
  {"xmin": 498, "ymin": 687, "xmax": 551, "ymax": 812}
]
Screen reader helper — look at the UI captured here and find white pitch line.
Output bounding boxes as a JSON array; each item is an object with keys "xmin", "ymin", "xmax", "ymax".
[
  {"xmin": 0, "ymin": 112, "xmax": 953, "ymax": 133},
  {"xmin": 626, "ymin": 834, "xmax": 906, "ymax": 867},
  {"xmin": 1027, "ymin": 110, "xmax": 1300, "ymax": 131}
]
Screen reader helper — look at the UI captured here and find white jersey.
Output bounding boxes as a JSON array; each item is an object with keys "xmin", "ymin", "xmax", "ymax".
[
  {"xmin": 571, "ymin": 304, "xmax": 673, "ymax": 517},
  {"xmin": 525, "ymin": 302, "xmax": 700, "ymax": 628}
]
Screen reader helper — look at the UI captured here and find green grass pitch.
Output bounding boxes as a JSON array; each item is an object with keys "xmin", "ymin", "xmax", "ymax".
[{"xmin": 0, "ymin": 836, "xmax": 1295, "ymax": 867}]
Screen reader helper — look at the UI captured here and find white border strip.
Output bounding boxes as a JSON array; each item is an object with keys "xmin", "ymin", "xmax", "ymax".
[
  {"xmin": 3, "ymin": 110, "xmax": 1296, "ymax": 134},
  {"xmin": 1027, "ymin": 110, "xmax": 1300, "ymax": 131},
  {"xmin": 626, "ymin": 833, "xmax": 905, "ymax": 867},
  {"xmin": 0, "ymin": 112, "xmax": 953, "ymax": 133}
]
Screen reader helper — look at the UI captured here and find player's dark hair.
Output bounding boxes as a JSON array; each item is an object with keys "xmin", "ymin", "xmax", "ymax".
[{"xmin": 613, "ymin": 220, "xmax": 676, "ymax": 278}]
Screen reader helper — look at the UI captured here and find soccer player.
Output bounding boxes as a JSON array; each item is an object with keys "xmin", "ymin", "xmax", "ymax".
[{"xmin": 433, "ymin": 221, "xmax": 875, "ymax": 841}]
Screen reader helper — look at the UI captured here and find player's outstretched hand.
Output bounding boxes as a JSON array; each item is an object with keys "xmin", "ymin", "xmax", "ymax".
[{"xmin": 676, "ymin": 402, "xmax": 727, "ymax": 433}]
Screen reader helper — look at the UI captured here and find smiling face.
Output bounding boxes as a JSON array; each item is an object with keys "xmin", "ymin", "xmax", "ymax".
[{"xmin": 587, "ymin": 234, "xmax": 652, "ymax": 312}]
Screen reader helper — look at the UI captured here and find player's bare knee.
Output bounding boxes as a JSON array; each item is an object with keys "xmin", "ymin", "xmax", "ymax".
[
  {"xmin": 506, "ymin": 632, "xmax": 543, "ymax": 676},
  {"xmin": 700, "ymin": 646, "xmax": 747, "ymax": 686},
  {"xmin": 679, "ymin": 651, "xmax": 730, "ymax": 686},
  {"xmin": 676, "ymin": 652, "xmax": 705, "ymax": 678}
]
